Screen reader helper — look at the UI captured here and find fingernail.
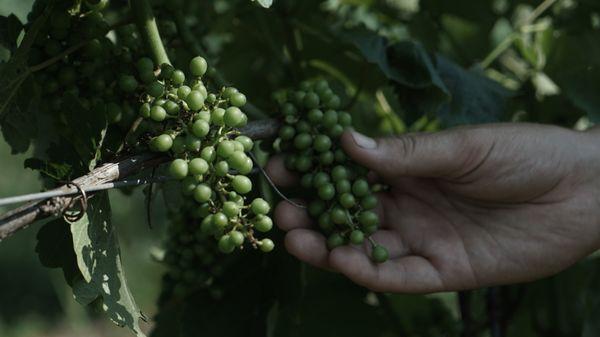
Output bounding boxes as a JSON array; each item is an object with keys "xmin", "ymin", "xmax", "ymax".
[{"xmin": 351, "ymin": 131, "xmax": 377, "ymax": 149}]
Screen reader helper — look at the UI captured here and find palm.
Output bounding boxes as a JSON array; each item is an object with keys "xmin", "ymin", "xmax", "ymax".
[{"xmin": 269, "ymin": 124, "xmax": 600, "ymax": 293}]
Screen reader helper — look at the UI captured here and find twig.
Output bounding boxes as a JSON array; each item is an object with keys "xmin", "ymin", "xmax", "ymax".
[
  {"xmin": 479, "ymin": 0, "xmax": 557, "ymax": 69},
  {"xmin": 0, "ymin": 119, "xmax": 279, "ymax": 241},
  {"xmin": 248, "ymin": 152, "xmax": 306, "ymax": 209},
  {"xmin": 131, "ymin": 0, "xmax": 170, "ymax": 65}
]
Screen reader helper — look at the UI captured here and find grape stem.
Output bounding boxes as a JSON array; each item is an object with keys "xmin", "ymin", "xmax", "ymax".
[
  {"xmin": 0, "ymin": 119, "xmax": 280, "ymax": 241},
  {"xmin": 130, "ymin": 0, "xmax": 171, "ymax": 66},
  {"xmin": 248, "ymin": 152, "xmax": 306, "ymax": 209}
]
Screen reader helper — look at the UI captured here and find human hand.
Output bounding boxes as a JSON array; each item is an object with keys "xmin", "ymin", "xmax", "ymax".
[{"xmin": 266, "ymin": 123, "xmax": 600, "ymax": 293}]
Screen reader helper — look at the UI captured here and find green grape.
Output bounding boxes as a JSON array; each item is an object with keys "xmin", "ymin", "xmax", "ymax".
[
  {"xmin": 314, "ymin": 135, "xmax": 332, "ymax": 153},
  {"xmin": 361, "ymin": 194, "xmax": 378, "ymax": 210},
  {"xmin": 230, "ymin": 92, "xmax": 247, "ymax": 107},
  {"xmin": 331, "ymin": 165, "xmax": 348, "ymax": 182},
  {"xmin": 300, "ymin": 173, "xmax": 313, "ymax": 189},
  {"xmin": 308, "ymin": 200, "xmax": 326, "ymax": 217},
  {"xmin": 312, "ymin": 172, "xmax": 330, "ymax": 188},
  {"xmin": 218, "ymin": 234, "xmax": 235, "ymax": 253},
  {"xmin": 352, "ymin": 179, "xmax": 370, "ymax": 197},
  {"xmin": 163, "ymin": 100, "xmax": 180, "ymax": 115},
  {"xmin": 189, "ymin": 158, "xmax": 209, "ymax": 175},
  {"xmin": 191, "ymin": 119, "xmax": 210, "ymax": 138},
  {"xmin": 330, "ymin": 207, "xmax": 347, "ymax": 224},
  {"xmin": 222, "ymin": 201, "xmax": 240, "ymax": 218},
  {"xmin": 307, "ymin": 109, "xmax": 323, "ymax": 123},
  {"xmin": 171, "ymin": 69, "xmax": 185, "ymax": 85},
  {"xmin": 338, "ymin": 111, "xmax": 352, "ymax": 127},
  {"xmin": 186, "ymin": 90, "xmax": 205, "ymax": 110},
  {"xmin": 181, "ymin": 176, "xmax": 197, "ymax": 196},
  {"xmin": 211, "ymin": 108, "xmax": 225, "ymax": 125},
  {"xmin": 328, "ymin": 124, "xmax": 344, "ymax": 138},
  {"xmin": 224, "ymin": 107, "xmax": 244, "ymax": 127},
  {"xmin": 213, "ymin": 212, "xmax": 229, "ymax": 228},
  {"xmin": 118, "ymin": 75, "xmax": 138, "ymax": 93},
  {"xmin": 150, "ymin": 105, "xmax": 167, "ymax": 122},
  {"xmin": 235, "ymin": 136, "xmax": 253, "ymax": 151},
  {"xmin": 189, "ymin": 56, "xmax": 208, "ymax": 77},
  {"xmin": 318, "ymin": 213, "xmax": 333, "ymax": 231},
  {"xmin": 254, "ymin": 214, "xmax": 273, "ymax": 232},
  {"xmin": 327, "ymin": 233, "xmax": 344, "ymax": 250},
  {"xmin": 177, "ymin": 85, "xmax": 191, "ymax": 99},
  {"xmin": 335, "ymin": 180, "xmax": 351, "ymax": 194},
  {"xmin": 318, "ymin": 183, "xmax": 335, "ymax": 200},
  {"xmin": 260, "ymin": 239, "xmax": 275, "ymax": 252},
  {"xmin": 358, "ymin": 211, "xmax": 378, "ymax": 227},
  {"xmin": 215, "ymin": 161, "xmax": 229, "ymax": 176},
  {"xmin": 193, "ymin": 184, "xmax": 212, "ymax": 203},
  {"xmin": 147, "ymin": 80, "xmax": 164, "ymax": 97},
  {"xmin": 251, "ymin": 198, "xmax": 270, "ymax": 215},
  {"xmin": 151, "ymin": 134, "xmax": 173, "ymax": 152},
  {"xmin": 169, "ymin": 159, "xmax": 189, "ymax": 180},
  {"xmin": 319, "ymin": 151, "xmax": 334, "ymax": 165},
  {"xmin": 294, "ymin": 133, "xmax": 312, "ymax": 150},
  {"xmin": 136, "ymin": 57, "xmax": 154, "ymax": 74},
  {"xmin": 281, "ymin": 103, "xmax": 296, "ymax": 115},
  {"xmin": 229, "ymin": 231, "xmax": 245, "ymax": 246},
  {"xmin": 223, "ymin": 87, "xmax": 239, "ymax": 98},
  {"xmin": 279, "ymin": 125, "xmax": 296, "ymax": 140},
  {"xmin": 217, "ymin": 140, "xmax": 236, "ymax": 158},
  {"xmin": 349, "ymin": 230, "xmax": 365, "ymax": 245},
  {"xmin": 231, "ymin": 175, "xmax": 252, "ymax": 194},
  {"xmin": 200, "ymin": 146, "xmax": 216, "ymax": 162},
  {"xmin": 186, "ymin": 136, "xmax": 202, "ymax": 152},
  {"xmin": 303, "ymin": 92, "xmax": 320, "ymax": 109},
  {"xmin": 159, "ymin": 63, "xmax": 175, "ymax": 80},
  {"xmin": 322, "ymin": 110, "xmax": 338, "ymax": 128},
  {"xmin": 339, "ymin": 193, "xmax": 356, "ymax": 209},
  {"xmin": 295, "ymin": 156, "xmax": 313, "ymax": 172},
  {"xmin": 371, "ymin": 245, "xmax": 389, "ymax": 263}
]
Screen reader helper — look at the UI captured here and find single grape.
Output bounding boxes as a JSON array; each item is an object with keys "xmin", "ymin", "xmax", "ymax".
[
  {"xmin": 191, "ymin": 119, "xmax": 210, "ymax": 138},
  {"xmin": 136, "ymin": 57, "xmax": 154, "ymax": 74},
  {"xmin": 339, "ymin": 193, "xmax": 356, "ymax": 209},
  {"xmin": 186, "ymin": 90, "xmax": 205, "ymax": 110},
  {"xmin": 260, "ymin": 239, "xmax": 275, "ymax": 252},
  {"xmin": 335, "ymin": 180, "xmax": 351, "ymax": 194},
  {"xmin": 308, "ymin": 200, "xmax": 326, "ymax": 217},
  {"xmin": 224, "ymin": 107, "xmax": 245, "ymax": 127},
  {"xmin": 349, "ymin": 230, "xmax": 365, "ymax": 245},
  {"xmin": 211, "ymin": 108, "xmax": 226, "ymax": 125},
  {"xmin": 330, "ymin": 207, "xmax": 347, "ymax": 224},
  {"xmin": 327, "ymin": 233, "xmax": 344, "ymax": 250},
  {"xmin": 307, "ymin": 109, "xmax": 323, "ymax": 123},
  {"xmin": 186, "ymin": 136, "xmax": 202, "ymax": 152},
  {"xmin": 294, "ymin": 133, "xmax": 312, "ymax": 150},
  {"xmin": 147, "ymin": 80, "xmax": 164, "ymax": 97},
  {"xmin": 193, "ymin": 184, "xmax": 212, "ymax": 203},
  {"xmin": 235, "ymin": 136, "xmax": 253, "ymax": 151},
  {"xmin": 171, "ymin": 69, "xmax": 185, "ymax": 85},
  {"xmin": 254, "ymin": 214, "xmax": 273, "ymax": 232},
  {"xmin": 231, "ymin": 175, "xmax": 252, "ymax": 194},
  {"xmin": 163, "ymin": 100, "xmax": 180, "ymax": 115},
  {"xmin": 177, "ymin": 85, "xmax": 191, "ymax": 99},
  {"xmin": 251, "ymin": 198, "xmax": 270, "ymax": 215},
  {"xmin": 371, "ymin": 245, "xmax": 389, "ymax": 263},
  {"xmin": 358, "ymin": 211, "xmax": 378, "ymax": 227},
  {"xmin": 223, "ymin": 201, "xmax": 240, "ymax": 218},
  {"xmin": 312, "ymin": 172, "xmax": 330, "ymax": 188},
  {"xmin": 169, "ymin": 159, "xmax": 189, "ymax": 180},
  {"xmin": 303, "ymin": 92, "xmax": 320, "ymax": 109},
  {"xmin": 229, "ymin": 231, "xmax": 245, "ymax": 246},
  {"xmin": 313, "ymin": 135, "xmax": 332, "ymax": 153},
  {"xmin": 352, "ymin": 179, "xmax": 370, "ymax": 197},
  {"xmin": 215, "ymin": 161, "xmax": 229, "ymax": 176},
  {"xmin": 118, "ymin": 75, "xmax": 138, "ymax": 93},
  {"xmin": 217, "ymin": 140, "xmax": 236, "ymax": 158},
  {"xmin": 200, "ymin": 146, "xmax": 216, "ymax": 162},
  {"xmin": 230, "ymin": 92, "xmax": 247, "ymax": 107},
  {"xmin": 218, "ymin": 234, "xmax": 235, "ymax": 253},
  {"xmin": 189, "ymin": 56, "xmax": 208, "ymax": 77},
  {"xmin": 189, "ymin": 158, "xmax": 209, "ymax": 175},
  {"xmin": 151, "ymin": 134, "xmax": 173, "ymax": 152},
  {"xmin": 331, "ymin": 165, "xmax": 348, "ymax": 182}
]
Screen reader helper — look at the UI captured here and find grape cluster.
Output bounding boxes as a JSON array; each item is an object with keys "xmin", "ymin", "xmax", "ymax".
[
  {"xmin": 28, "ymin": 0, "xmax": 142, "ymax": 126},
  {"xmin": 138, "ymin": 56, "xmax": 274, "ymax": 254},
  {"xmin": 275, "ymin": 80, "xmax": 389, "ymax": 263}
]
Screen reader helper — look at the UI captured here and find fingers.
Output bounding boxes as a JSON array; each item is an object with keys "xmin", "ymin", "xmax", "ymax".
[
  {"xmin": 274, "ymin": 200, "xmax": 312, "ymax": 231},
  {"xmin": 284, "ymin": 229, "xmax": 331, "ymax": 270},
  {"xmin": 265, "ymin": 155, "xmax": 298, "ymax": 188},
  {"xmin": 340, "ymin": 129, "xmax": 493, "ymax": 179},
  {"xmin": 329, "ymin": 247, "xmax": 445, "ymax": 293}
]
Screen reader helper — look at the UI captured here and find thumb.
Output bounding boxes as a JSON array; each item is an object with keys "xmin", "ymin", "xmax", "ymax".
[{"xmin": 340, "ymin": 129, "xmax": 482, "ymax": 179}]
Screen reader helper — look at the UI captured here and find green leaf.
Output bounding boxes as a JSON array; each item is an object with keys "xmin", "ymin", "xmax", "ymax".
[
  {"xmin": 35, "ymin": 219, "xmax": 80, "ymax": 284},
  {"xmin": 254, "ymin": 0, "xmax": 274, "ymax": 8},
  {"xmin": 0, "ymin": 14, "xmax": 23, "ymax": 54},
  {"xmin": 435, "ymin": 56, "xmax": 512, "ymax": 126},
  {"xmin": 546, "ymin": 32, "xmax": 600, "ymax": 123},
  {"xmin": 61, "ymin": 93, "xmax": 108, "ymax": 170},
  {"xmin": 67, "ymin": 192, "xmax": 146, "ymax": 336}
]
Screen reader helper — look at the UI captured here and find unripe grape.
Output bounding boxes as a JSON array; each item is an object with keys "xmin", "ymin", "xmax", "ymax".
[
  {"xmin": 185, "ymin": 90, "xmax": 205, "ymax": 110},
  {"xmin": 330, "ymin": 207, "xmax": 347, "ymax": 224},
  {"xmin": 313, "ymin": 135, "xmax": 332, "ymax": 153},
  {"xmin": 230, "ymin": 92, "xmax": 247, "ymax": 107},
  {"xmin": 294, "ymin": 133, "xmax": 312, "ymax": 150},
  {"xmin": 213, "ymin": 212, "xmax": 228, "ymax": 228},
  {"xmin": 339, "ymin": 193, "xmax": 356, "ymax": 209},
  {"xmin": 191, "ymin": 120, "xmax": 210, "ymax": 138},
  {"xmin": 211, "ymin": 108, "xmax": 225, "ymax": 125},
  {"xmin": 251, "ymin": 198, "xmax": 270, "ymax": 215},
  {"xmin": 189, "ymin": 158, "xmax": 209, "ymax": 175},
  {"xmin": 186, "ymin": 136, "xmax": 202, "ymax": 152},
  {"xmin": 235, "ymin": 136, "xmax": 253, "ymax": 151},
  {"xmin": 222, "ymin": 201, "xmax": 240, "ymax": 218},
  {"xmin": 147, "ymin": 81, "xmax": 164, "ymax": 97},
  {"xmin": 193, "ymin": 184, "xmax": 212, "ymax": 203},
  {"xmin": 200, "ymin": 146, "xmax": 216, "ymax": 162},
  {"xmin": 169, "ymin": 159, "xmax": 189, "ymax": 180},
  {"xmin": 308, "ymin": 200, "xmax": 326, "ymax": 217},
  {"xmin": 177, "ymin": 85, "xmax": 191, "ymax": 99},
  {"xmin": 171, "ymin": 70, "xmax": 185, "ymax": 85},
  {"xmin": 371, "ymin": 245, "xmax": 389, "ymax": 263},
  {"xmin": 352, "ymin": 179, "xmax": 370, "ymax": 197},
  {"xmin": 349, "ymin": 230, "xmax": 365, "ymax": 245},
  {"xmin": 327, "ymin": 233, "xmax": 344, "ymax": 250},
  {"xmin": 215, "ymin": 161, "xmax": 229, "ymax": 176},
  {"xmin": 189, "ymin": 56, "xmax": 208, "ymax": 77},
  {"xmin": 229, "ymin": 231, "xmax": 245, "ymax": 246},
  {"xmin": 118, "ymin": 75, "xmax": 138, "ymax": 92},
  {"xmin": 260, "ymin": 238, "xmax": 275, "ymax": 252},
  {"xmin": 254, "ymin": 214, "xmax": 273, "ymax": 232},
  {"xmin": 358, "ymin": 211, "xmax": 378, "ymax": 227},
  {"xmin": 218, "ymin": 234, "xmax": 235, "ymax": 253},
  {"xmin": 231, "ymin": 175, "xmax": 252, "ymax": 194},
  {"xmin": 150, "ymin": 134, "xmax": 173, "ymax": 152},
  {"xmin": 224, "ymin": 107, "xmax": 244, "ymax": 127}
]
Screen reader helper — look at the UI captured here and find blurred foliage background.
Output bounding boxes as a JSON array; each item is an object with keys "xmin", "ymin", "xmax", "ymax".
[{"xmin": 1, "ymin": 0, "xmax": 599, "ymax": 336}]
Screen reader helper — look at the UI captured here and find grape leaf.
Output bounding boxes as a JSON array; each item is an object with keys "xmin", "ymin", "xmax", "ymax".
[
  {"xmin": 254, "ymin": 0, "xmax": 274, "ymax": 8},
  {"xmin": 35, "ymin": 219, "xmax": 80, "ymax": 284},
  {"xmin": 546, "ymin": 32, "xmax": 600, "ymax": 123},
  {"xmin": 68, "ymin": 192, "xmax": 146, "ymax": 337},
  {"xmin": 0, "ymin": 14, "xmax": 23, "ymax": 54}
]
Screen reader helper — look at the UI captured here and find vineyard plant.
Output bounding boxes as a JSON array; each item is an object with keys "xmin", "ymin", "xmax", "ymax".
[{"xmin": 0, "ymin": 0, "xmax": 599, "ymax": 336}]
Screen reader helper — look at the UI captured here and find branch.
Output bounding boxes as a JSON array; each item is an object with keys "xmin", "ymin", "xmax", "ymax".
[
  {"xmin": 131, "ymin": 0, "xmax": 171, "ymax": 66},
  {"xmin": 0, "ymin": 119, "xmax": 280, "ymax": 241}
]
